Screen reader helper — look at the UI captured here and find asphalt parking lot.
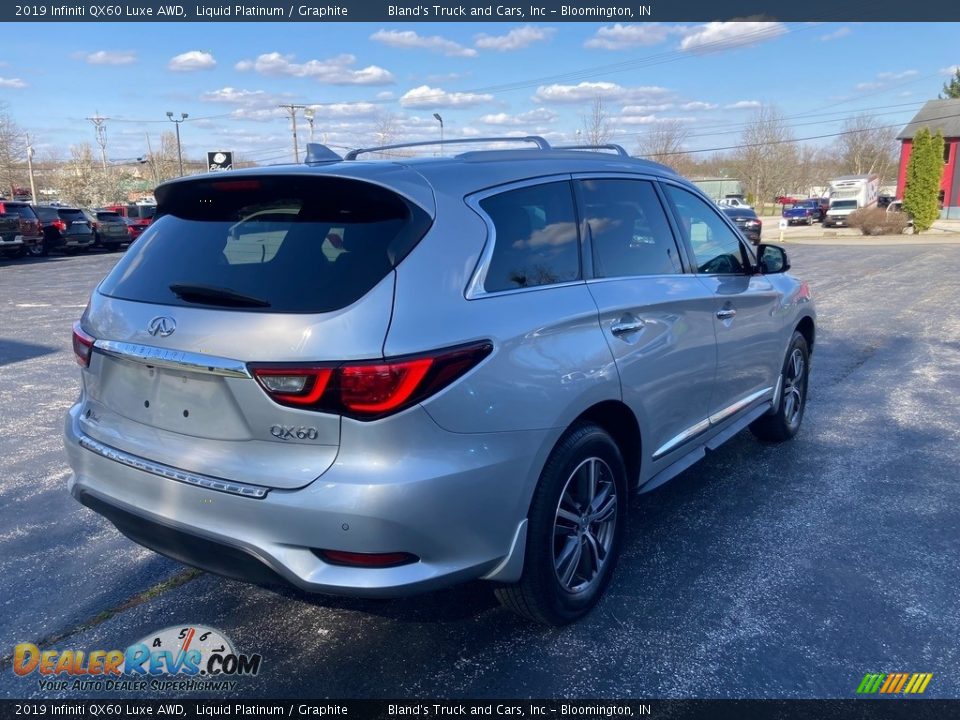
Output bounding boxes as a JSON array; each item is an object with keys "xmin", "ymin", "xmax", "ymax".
[{"xmin": 2, "ymin": 240, "xmax": 959, "ymax": 699}]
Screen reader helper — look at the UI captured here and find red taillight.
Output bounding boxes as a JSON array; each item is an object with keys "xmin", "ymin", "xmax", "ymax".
[
  {"xmin": 52, "ymin": 219, "xmax": 67, "ymax": 232},
  {"xmin": 250, "ymin": 341, "xmax": 493, "ymax": 420},
  {"xmin": 72, "ymin": 322, "xmax": 95, "ymax": 367},
  {"xmin": 317, "ymin": 549, "xmax": 418, "ymax": 568},
  {"xmin": 340, "ymin": 358, "xmax": 433, "ymax": 413}
]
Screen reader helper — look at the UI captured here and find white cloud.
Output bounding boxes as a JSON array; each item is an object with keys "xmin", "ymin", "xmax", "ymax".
[
  {"xmin": 478, "ymin": 108, "xmax": 558, "ymax": 126},
  {"xmin": 941, "ymin": 65, "xmax": 960, "ymax": 75},
  {"xmin": 532, "ymin": 81, "xmax": 671, "ymax": 104},
  {"xmin": 0, "ymin": 77, "xmax": 27, "ymax": 88},
  {"xmin": 399, "ymin": 85, "xmax": 493, "ymax": 108},
  {"xmin": 76, "ymin": 50, "xmax": 136, "ymax": 65},
  {"xmin": 307, "ymin": 102, "xmax": 382, "ymax": 119},
  {"xmin": 725, "ymin": 100, "xmax": 762, "ymax": 109},
  {"xmin": 876, "ymin": 70, "xmax": 918, "ymax": 80},
  {"xmin": 376, "ymin": 91, "xmax": 395, "ymax": 100},
  {"xmin": 680, "ymin": 101, "xmax": 718, "ymax": 110},
  {"xmin": 855, "ymin": 82, "xmax": 882, "ymax": 90},
  {"xmin": 584, "ymin": 23, "xmax": 676, "ymax": 50},
  {"xmin": 819, "ymin": 27, "xmax": 851, "ymax": 42},
  {"xmin": 235, "ymin": 52, "xmax": 394, "ymax": 85},
  {"xmin": 622, "ymin": 103, "xmax": 674, "ymax": 114},
  {"xmin": 474, "ymin": 26, "xmax": 554, "ymax": 51},
  {"xmin": 620, "ymin": 114, "xmax": 696, "ymax": 125},
  {"xmin": 679, "ymin": 22, "xmax": 786, "ymax": 53},
  {"xmin": 200, "ymin": 87, "xmax": 270, "ymax": 105},
  {"xmin": 370, "ymin": 29, "xmax": 477, "ymax": 57},
  {"xmin": 168, "ymin": 51, "xmax": 216, "ymax": 72}
]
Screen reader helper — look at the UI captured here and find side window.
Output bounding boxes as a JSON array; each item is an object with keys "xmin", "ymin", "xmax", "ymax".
[
  {"xmin": 578, "ymin": 178, "xmax": 682, "ymax": 278},
  {"xmin": 480, "ymin": 181, "xmax": 580, "ymax": 293},
  {"xmin": 663, "ymin": 184, "xmax": 748, "ymax": 275}
]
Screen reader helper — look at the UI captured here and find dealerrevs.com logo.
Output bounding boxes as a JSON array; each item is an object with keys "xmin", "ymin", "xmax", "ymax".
[{"xmin": 12, "ymin": 625, "xmax": 262, "ymax": 692}]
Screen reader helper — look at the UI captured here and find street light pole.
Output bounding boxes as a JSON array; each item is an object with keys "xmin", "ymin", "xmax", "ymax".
[
  {"xmin": 166, "ymin": 111, "xmax": 188, "ymax": 176},
  {"xmin": 304, "ymin": 107, "xmax": 315, "ymax": 143},
  {"xmin": 25, "ymin": 137, "xmax": 37, "ymax": 204},
  {"xmin": 433, "ymin": 113, "xmax": 444, "ymax": 156}
]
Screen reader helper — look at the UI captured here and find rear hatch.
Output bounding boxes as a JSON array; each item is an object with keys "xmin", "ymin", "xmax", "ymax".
[
  {"xmin": 58, "ymin": 208, "xmax": 94, "ymax": 242},
  {"xmin": 95, "ymin": 211, "xmax": 128, "ymax": 240},
  {"xmin": 79, "ymin": 171, "xmax": 433, "ymax": 490}
]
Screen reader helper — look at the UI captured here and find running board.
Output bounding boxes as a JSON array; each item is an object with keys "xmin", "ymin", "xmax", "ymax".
[{"xmin": 636, "ymin": 401, "xmax": 773, "ymax": 494}]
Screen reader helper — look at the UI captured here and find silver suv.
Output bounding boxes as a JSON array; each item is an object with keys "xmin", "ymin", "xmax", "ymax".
[{"xmin": 65, "ymin": 138, "xmax": 815, "ymax": 625}]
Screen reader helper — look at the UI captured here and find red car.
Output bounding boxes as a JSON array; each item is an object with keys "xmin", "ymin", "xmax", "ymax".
[{"xmin": 104, "ymin": 203, "xmax": 156, "ymax": 240}]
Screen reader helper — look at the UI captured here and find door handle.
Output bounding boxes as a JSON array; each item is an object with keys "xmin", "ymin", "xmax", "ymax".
[
  {"xmin": 716, "ymin": 308, "xmax": 737, "ymax": 320},
  {"xmin": 611, "ymin": 319, "xmax": 645, "ymax": 335}
]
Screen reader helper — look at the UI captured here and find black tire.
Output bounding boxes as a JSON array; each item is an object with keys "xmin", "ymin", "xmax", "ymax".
[
  {"xmin": 27, "ymin": 242, "xmax": 45, "ymax": 257},
  {"xmin": 750, "ymin": 331, "xmax": 810, "ymax": 442},
  {"xmin": 495, "ymin": 422, "xmax": 627, "ymax": 625}
]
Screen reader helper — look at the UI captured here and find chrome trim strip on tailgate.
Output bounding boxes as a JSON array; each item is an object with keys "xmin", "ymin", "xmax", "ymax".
[
  {"xmin": 78, "ymin": 433, "xmax": 269, "ymax": 499},
  {"xmin": 95, "ymin": 340, "xmax": 251, "ymax": 378}
]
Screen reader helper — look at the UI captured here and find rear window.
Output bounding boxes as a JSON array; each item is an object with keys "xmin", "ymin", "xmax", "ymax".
[
  {"xmin": 58, "ymin": 209, "xmax": 87, "ymax": 221},
  {"xmin": 98, "ymin": 175, "xmax": 431, "ymax": 313},
  {"xmin": 96, "ymin": 211, "xmax": 123, "ymax": 221},
  {"xmin": 831, "ymin": 200, "xmax": 857, "ymax": 209},
  {"xmin": 0, "ymin": 203, "xmax": 37, "ymax": 219},
  {"xmin": 35, "ymin": 206, "xmax": 58, "ymax": 221},
  {"xmin": 127, "ymin": 205, "xmax": 156, "ymax": 219}
]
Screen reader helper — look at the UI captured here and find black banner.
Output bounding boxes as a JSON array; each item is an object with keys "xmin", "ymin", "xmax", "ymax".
[
  {"xmin": 3, "ymin": 1, "xmax": 960, "ymax": 22},
  {"xmin": 1, "ymin": 700, "xmax": 959, "ymax": 720}
]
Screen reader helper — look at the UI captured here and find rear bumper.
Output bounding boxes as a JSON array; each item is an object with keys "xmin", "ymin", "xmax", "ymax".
[{"xmin": 64, "ymin": 403, "xmax": 546, "ymax": 597}]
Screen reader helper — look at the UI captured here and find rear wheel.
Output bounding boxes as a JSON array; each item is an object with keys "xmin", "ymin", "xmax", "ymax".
[
  {"xmin": 750, "ymin": 331, "xmax": 810, "ymax": 442},
  {"xmin": 28, "ymin": 241, "xmax": 46, "ymax": 257},
  {"xmin": 495, "ymin": 423, "xmax": 627, "ymax": 625}
]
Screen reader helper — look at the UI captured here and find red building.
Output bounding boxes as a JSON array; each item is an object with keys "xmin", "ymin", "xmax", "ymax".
[{"xmin": 896, "ymin": 99, "xmax": 960, "ymax": 219}]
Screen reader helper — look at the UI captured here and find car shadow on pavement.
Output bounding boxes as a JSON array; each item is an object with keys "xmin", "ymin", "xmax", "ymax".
[
  {"xmin": 0, "ymin": 338, "xmax": 58, "ymax": 366},
  {"xmin": 269, "ymin": 578, "xmax": 501, "ymax": 623}
]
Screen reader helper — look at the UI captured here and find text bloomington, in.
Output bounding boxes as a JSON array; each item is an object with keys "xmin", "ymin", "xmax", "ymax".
[{"xmin": 389, "ymin": 4, "xmax": 646, "ymax": 17}]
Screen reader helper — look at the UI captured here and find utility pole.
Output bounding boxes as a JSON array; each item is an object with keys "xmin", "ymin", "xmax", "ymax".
[
  {"xmin": 278, "ymin": 104, "xmax": 306, "ymax": 162},
  {"xmin": 25, "ymin": 136, "xmax": 37, "ymax": 204},
  {"xmin": 87, "ymin": 111, "xmax": 109, "ymax": 171}
]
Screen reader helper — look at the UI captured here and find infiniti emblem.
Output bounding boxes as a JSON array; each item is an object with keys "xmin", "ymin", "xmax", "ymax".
[{"xmin": 147, "ymin": 316, "xmax": 177, "ymax": 337}]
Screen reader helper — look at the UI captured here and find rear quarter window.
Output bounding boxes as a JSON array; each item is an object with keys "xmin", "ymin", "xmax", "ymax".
[{"xmin": 479, "ymin": 181, "xmax": 580, "ymax": 293}]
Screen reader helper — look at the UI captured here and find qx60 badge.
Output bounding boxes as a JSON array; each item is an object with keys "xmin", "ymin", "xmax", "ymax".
[{"xmin": 148, "ymin": 316, "xmax": 177, "ymax": 337}]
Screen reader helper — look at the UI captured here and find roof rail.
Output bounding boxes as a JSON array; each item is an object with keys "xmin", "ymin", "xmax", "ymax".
[
  {"xmin": 344, "ymin": 135, "xmax": 551, "ymax": 161},
  {"xmin": 551, "ymin": 143, "xmax": 630, "ymax": 157},
  {"xmin": 304, "ymin": 143, "xmax": 343, "ymax": 164}
]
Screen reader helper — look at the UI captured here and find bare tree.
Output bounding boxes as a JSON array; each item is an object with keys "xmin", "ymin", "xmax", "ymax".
[
  {"xmin": 580, "ymin": 96, "xmax": 613, "ymax": 146},
  {"xmin": 57, "ymin": 143, "xmax": 123, "ymax": 207},
  {"xmin": 635, "ymin": 120, "xmax": 693, "ymax": 176},
  {"xmin": 833, "ymin": 113, "xmax": 898, "ymax": 186},
  {"xmin": 372, "ymin": 113, "xmax": 398, "ymax": 148},
  {"xmin": 730, "ymin": 105, "xmax": 800, "ymax": 213},
  {"xmin": 0, "ymin": 104, "xmax": 27, "ymax": 195}
]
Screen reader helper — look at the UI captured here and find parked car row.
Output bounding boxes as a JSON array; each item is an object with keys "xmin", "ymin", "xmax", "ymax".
[{"xmin": 0, "ymin": 201, "xmax": 156, "ymax": 260}]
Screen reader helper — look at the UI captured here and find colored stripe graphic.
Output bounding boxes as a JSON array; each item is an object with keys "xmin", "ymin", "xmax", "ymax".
[
  {"xmin": 857, "ymin": 672, "xmax": 933, "ymax": 695},
  {"xmin": 857, "ymin": 673, "xmax": 885, "ymax": 694}
]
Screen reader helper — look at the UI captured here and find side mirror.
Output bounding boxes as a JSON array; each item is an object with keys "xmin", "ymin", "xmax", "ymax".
[{"xmin": 757, "ymin": 243, "xmax": 790, "ymax": 274}]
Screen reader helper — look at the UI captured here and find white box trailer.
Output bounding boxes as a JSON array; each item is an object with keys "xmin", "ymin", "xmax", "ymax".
[{"xmin": 824, "ymin": 174, "xmax": 880, "ymax": 227}]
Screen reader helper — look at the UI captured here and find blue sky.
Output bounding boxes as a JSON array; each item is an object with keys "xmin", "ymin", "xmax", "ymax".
[{"xmin": 2, "ymin": 22, "xmax": 958, "ymax": 165}]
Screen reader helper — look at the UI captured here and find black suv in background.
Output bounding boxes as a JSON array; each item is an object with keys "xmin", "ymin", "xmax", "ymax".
[
  {"xmin": 34, "ymin": 206, "xmax": 95, "ymax": 255},
  {"xmin": 0, "ymin": 201, "xmax": 44, "ymax": 258}
]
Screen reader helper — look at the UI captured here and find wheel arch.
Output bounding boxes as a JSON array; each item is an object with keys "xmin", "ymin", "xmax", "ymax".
[
  {"xmin": 795, "ymin": 315, "xmax": 815, "ymax": 355},
  {"xmin": 570, "ymin": 400, "xmax": 642, "ymax": 491}
]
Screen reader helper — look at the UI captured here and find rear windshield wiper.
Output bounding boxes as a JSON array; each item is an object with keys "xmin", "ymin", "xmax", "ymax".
[{"xmin": 169, "ymin": 283, "xmax": 271, "ymax": 308}]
